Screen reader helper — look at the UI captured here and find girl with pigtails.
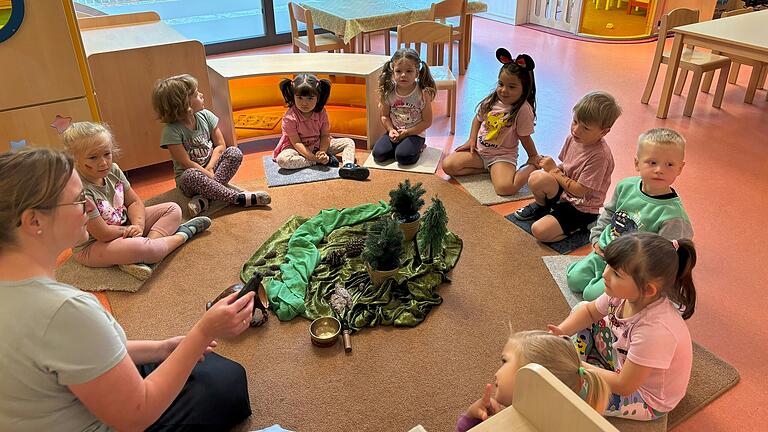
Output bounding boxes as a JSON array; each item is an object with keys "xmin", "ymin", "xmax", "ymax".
[
  {"xmin": 373, "ymin": 48, "xmax": 437, "ymax": 165},
  {"xmin": 273, "ymin": 73, "xmax": 369, "ymax": 180}
]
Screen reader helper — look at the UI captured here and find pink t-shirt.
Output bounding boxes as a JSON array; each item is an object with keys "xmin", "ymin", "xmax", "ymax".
[
  {"xmin": 475, "ymin": 101, "xmax": 535, "ymax": 160},
  {"xmin": 557, "ymin": 135, "xmax": 614, "ymax": 214},
  {"xmin": 273, "ymin": 106, "xmax": 330, "ymax": 159},
  {"xmin": 595, "ymin": 294, "xmax": 693, "ymax": 413}
]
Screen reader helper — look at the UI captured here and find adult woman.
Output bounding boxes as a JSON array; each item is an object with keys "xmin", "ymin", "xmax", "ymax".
[{"xmin": 0, "ymin": 148, "xmax": 254, "ymax": 431}]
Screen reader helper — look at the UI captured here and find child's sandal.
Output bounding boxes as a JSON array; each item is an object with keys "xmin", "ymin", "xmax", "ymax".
[
  {"xmin": 239, "ymin": 191, "xmax": 271, "ymax": 207},
  {"xmin": 187, "ymin": 195, "xmax": 210, "ymax": 217}
]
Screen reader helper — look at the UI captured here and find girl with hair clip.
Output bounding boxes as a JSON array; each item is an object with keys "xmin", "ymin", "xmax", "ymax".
[
  {"xmin": 549, "ymin": 232, "xmax": 697, "ymax": 421},
  {"xmin": 442, "ymin": 48, "xmax": 540, "ymax": 196},
  {"xmin": 153, "ymin": 74, "xmax": 271, "ymax": 217},
  {"xmin": 273, "ymin": 73, "xmax": 369, "ymax": 180},
  {"xmin": 63, "ymin": 122, "xmax": 211, "ymax": 281},
  {"xmin": 372, "ymin": 47, "xmax": 436, "ymax": 165},
  {"xmin": 457, "ymin": 330, "xmax": 610, "ymax": 431}
]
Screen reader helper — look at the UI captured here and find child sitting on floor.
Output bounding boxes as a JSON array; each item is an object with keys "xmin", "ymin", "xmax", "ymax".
[
  {"xmin": 63, "ymin": 122, "xmax": 210, "ymax": 281},
  {"xmin": 273, "ymin": 73, "xmax": 369, "ymax": 180},
  {"xmin": 549, "ymin": 232, "xmax": 697, "ymax": 421},
  {"xmin": 567, "ymin": 128, "xmax": 693, "ymax": 300},
  {"xmin": 514, "ymin": 91, "xmax": 622, "ymax": 243},
  {"xmin": 442, "ymin": 48, "xmax": 540, "ymax": 196},
  {"xmin": 372, "ymin": 47, "xmax": 437, "ymax": 166},
  {"xmin": 457, "ymin": 330, "xmax": 609, "ymax": 431},
  {"xmin": 153, "ymin": 74, "xmax": 271, "ymax": 216}
]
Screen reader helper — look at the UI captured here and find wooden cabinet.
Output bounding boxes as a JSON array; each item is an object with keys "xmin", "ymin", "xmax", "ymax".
[
  {"xmin": 0, "ymin": 0, "xmax": 94, "ymax": 150},
  {"xmin": 79, "ymin": 12, "xmax": 211, "ymax": 170}
]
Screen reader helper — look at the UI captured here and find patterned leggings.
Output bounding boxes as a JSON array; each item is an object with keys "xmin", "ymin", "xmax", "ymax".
[
  {"xmin": 178, "ymin": 146, "xmax": 242, "ymax": 203},
  {"xmin": 74, "ymin": 203, "xmax": 182, "ymax": 266},
  {"xmin": 275, "ymin": 138, "xmax": 356, "ymax": 169},
  {"xmin": 574, "ymin": 321, "xmax": 666, "ymax": 421}
]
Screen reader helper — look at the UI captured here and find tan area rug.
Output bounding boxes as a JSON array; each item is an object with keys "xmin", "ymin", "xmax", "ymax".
[
  {"xmin": 453, "ymin": 173, "xmax": 533, "ymax": 205},
  {"xmin": 542, "ymin": 255, "xmax": 740, "ymax": 431},
  {"xmin": 54, "ymin": 185, "xmax": 241, "ymax": 293},
  {"xmin": 103, "ymin": 172, "xmax": 735, "ymax": 431}
]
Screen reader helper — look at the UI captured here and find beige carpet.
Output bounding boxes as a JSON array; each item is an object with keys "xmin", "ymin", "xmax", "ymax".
[
  {"xmin": 104, "ymin": 172, "xmax": 736, "ymax": 431},
  {"xmin": 454, "ymin": 173, "xmax": 533, "ymax": 205},
  {"xmin": 55, "ymin": 185, "xmax": 241, "ymax": 292}
]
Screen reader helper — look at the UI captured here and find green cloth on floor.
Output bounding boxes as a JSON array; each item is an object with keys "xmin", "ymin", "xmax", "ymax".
[{"xmin": 241, "ymin": 203, "xmax": 463, "ymax": 329}]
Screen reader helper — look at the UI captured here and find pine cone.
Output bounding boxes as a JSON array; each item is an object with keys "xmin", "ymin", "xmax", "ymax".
[
  {"xmin": 344, "ymin": 238, "xmax": 365, "ymax": 257},
  {"xmin": 264, "ymin": 250, "xmax": 278, "ymax": 259},
  {"xmin": 322, "ymin": 249, "xmax": 347, "ymax": 267}
]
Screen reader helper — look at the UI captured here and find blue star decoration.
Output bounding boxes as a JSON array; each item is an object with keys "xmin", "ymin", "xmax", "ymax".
[{"xmin": 10, "ymin": 139, "xmax": 26, "ymax": 150}]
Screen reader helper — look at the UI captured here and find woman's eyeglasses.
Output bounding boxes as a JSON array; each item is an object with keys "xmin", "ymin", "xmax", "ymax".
[{"xmin": 49, "ymin": 192, "xmax": 87, "ymax": 214}]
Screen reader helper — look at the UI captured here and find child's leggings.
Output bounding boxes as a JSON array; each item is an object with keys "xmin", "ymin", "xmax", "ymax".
[
  {"xmin": 275, "ymin": 138, "xmax": 356, "ymax": 169},
  {"xmin": 372, "ymin": 134, "xmax": 424, "ymax": 165},
  {"xmin": 567, "ymin": 251, "xmax": 607, "ymax": 301},
  {"xmin": 178, "ymin": 146, "xmax": 243, "ymax": 203},
  {"xmin": 74, "ymin": 202, "xmax": 182, "ymax": 267},
  {"xmin": 573, "ymin": 321, "xmax": 666, "ymax": 421}
]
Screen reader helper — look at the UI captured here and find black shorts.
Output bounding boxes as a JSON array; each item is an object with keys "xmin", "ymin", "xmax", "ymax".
[{"xmin": 549, "ymin": 200, "xmax": 599, "ymax": 235}]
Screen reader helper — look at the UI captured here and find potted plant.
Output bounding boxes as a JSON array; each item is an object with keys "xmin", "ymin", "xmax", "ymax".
[
  {"xmin": 362, "ymin": 217, "xmax": 404, "ymax": 285},
  {"xmin": 418, "ymin": 196, "xmax": 448, "ymax": 263},
  {"xmin": 388, "ymin": 179, "xmax": 426, "ymax": 241}
]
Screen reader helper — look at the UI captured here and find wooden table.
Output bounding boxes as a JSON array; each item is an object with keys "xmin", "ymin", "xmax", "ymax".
[
  {"xmin": 300, "ymin": 0, "xmax": 487, "ymax": 69},
  {"xmin": 657, "ymin": 9, "xmax": 768, "ymax": 118},
  {"xmin": 207, "ymin": 53, "xmax": 389, "ymax": 149}
]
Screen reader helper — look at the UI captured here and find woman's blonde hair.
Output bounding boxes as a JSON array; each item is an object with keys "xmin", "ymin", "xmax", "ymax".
[
  {"xmin": 152, "ymin": 74, "xmax": 198, "ymax": 123},
  {"xmin": 0, "ymin": 148, "xmax": 74, "ymax": 251},
  {"xmin": 509, "ymin": 330, "xmax": 610, "ymax": 412},
  {"xmin": 61, "ymin": 122, "xmax": 119, "ymax": 158}
]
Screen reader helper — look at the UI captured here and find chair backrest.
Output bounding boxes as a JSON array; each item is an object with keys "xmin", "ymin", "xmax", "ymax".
[
  {"xmin": 721, "ymin": 6, "xmax": 753, "ymax": 18},
  {"xmin": 396, "ymin": 21, "xmax": 453, "ymax": 70},
  {"xmin": 429, "ymin": 0, "xmax": 467, "ymax": 25},
  {"xmin": 288, "ymin": 2, "xmax": 316, "ymax": 49},
  {"xmin": 653, "ymin": 8, "xmax": 699, "ymax": 62}
]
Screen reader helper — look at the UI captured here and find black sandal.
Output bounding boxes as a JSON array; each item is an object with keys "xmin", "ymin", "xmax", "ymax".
[{"xmin": 206, "ymin": 272, "xmax": 270, "ymax": 327}]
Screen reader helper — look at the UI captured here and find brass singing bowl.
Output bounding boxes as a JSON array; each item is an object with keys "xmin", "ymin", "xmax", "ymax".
[{"xmin": 310, "ymin": 316, "xmax": 341, "ymax": 347}]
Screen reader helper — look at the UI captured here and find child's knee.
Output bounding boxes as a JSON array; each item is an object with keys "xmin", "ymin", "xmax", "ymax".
[
  {"xmin": 395, "ymin": 152, "xmax": 419, "ymax": 165},
  {"xmin": 493, "ymin": 182, "xmax": 520, "ymax": 196},
  {"xmin": 223, "ymin": 146, "xmax": 243, "ymax": 161}
]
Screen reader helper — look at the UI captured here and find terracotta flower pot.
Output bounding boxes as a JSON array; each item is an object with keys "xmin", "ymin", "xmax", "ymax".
[
  {"xmin": 398, "ymin": 215, "xmax": 421, "ymax": 241},
  {"xmin": 366, "ymin": 262, "xmax": 399, "ymax": 286}
]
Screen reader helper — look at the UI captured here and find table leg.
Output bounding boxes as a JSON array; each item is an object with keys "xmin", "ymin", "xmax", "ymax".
[{"xmin": 657, "ymin": 33, "xmax": 684, "ymax": 119}]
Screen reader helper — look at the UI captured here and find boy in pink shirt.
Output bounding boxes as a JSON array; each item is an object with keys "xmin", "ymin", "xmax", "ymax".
[{"xmin": 514, "ymin": 91, "xmax": 622, "ymax": 243}]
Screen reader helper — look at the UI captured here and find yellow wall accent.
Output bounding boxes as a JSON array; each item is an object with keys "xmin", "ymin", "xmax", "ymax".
[{"xmin": 62, "ymin": 0, "xmax": 99, "ymax": 120}]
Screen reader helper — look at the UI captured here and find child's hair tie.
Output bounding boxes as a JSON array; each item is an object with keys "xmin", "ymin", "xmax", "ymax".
[
  {"xmin": 671, "ymin": 239, "xmax": 679, "ymax": 250},
  {"xmin": 578, "ymin": 367, "xmax": 586, "ymax": 377},
  {"xmin": 495, "ymin": 49, "xmax": 536, "ymax": 72}
]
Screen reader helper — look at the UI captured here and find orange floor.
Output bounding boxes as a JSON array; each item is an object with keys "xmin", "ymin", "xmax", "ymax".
[{"xmin": 126, "ymin": 19, "xmax": 768, "ymax": 431}]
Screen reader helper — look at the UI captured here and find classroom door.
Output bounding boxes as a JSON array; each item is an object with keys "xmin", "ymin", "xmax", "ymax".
[{"xmin": 528, "ymin": 0, "xmax": 583, "ymax": 33}]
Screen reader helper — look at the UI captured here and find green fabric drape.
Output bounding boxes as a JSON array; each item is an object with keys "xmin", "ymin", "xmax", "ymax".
[{"xmin": 241, "ymin": 203, "xmax": 462, "ymax": 330}]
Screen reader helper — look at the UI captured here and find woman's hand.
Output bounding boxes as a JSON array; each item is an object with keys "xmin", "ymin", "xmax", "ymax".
[
  {"xmin": 466, "ymin": 384, "xmax": 504, "ymax": 421},
  {"xmin": 122, "ymin": 225, "xmax": 143, "ymax": 238},
  {"xmin": 160, "ymin": 336, "xmax": 217, "ymax": 362},
  {"xmin": 197, "ymin": 290, "xmax": 255, "ymax": 340}
]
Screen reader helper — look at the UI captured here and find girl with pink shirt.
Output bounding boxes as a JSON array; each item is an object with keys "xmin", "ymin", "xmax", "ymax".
[
  {"xmin": 549, "ymin": 232, "xmax": 697, "ymax": 421},
  {"xmin": 274, "ymin": 74, "xmax": 369, "ymax": 180},
  {"xmin": 442, "ymin": 48, "xmax": 540, "ymax": 196}
]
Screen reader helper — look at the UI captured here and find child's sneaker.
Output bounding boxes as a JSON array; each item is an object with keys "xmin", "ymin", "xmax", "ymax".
[
  {"xmin": 237, "ymin": 191, "xmax": 271, "ymax": 207},
  {"xmin": 339, "ymin": 163, "xmax": 370, "ymax": 181},
  {"xmin": 118, "ymin": 263, "xmax": 153, "ymax": 281},
  {"xmin": 327, "ymin": 154, "xmax": 340, "ymax": 167},
  {"xmin": 514, "ymin": 202, "xmax": 549, "ymax": 221},
  {"xmin": 187, "ymin": 196, "xmax": 210, "ymax": 217},
  {"xmin": 176, "ymin": 216, "xmax": 212, "ymax": 241}
]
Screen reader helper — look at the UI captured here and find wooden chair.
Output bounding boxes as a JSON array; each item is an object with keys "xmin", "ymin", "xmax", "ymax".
[
  {"xmin": 640, "ymin": 8, "xmax": 731, "ymax": 117},
  {"xmin": 397, "ymin": 21, "xmax": 456, "ymax": 134},
  {"xmin": 288, "ymin": 2, "xmax": 348, "ymax": 53},
  {"xmin": 428, "ymin": 0, "xmax": 468, "ymax": 75},
  {"xmin": 364, "ymin": 30, "xmax": 391, "ymax": 56},
  {"xmin": 700, "ymin": 7, "xmax": 767, "ymax": 104}
]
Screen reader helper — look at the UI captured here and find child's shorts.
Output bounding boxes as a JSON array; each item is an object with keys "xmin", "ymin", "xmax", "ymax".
[{"xmin": 550, "ymin": 200, "xmax": 599, "ymax": 235}]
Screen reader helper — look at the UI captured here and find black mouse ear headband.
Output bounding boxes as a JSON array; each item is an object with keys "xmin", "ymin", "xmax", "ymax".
[{"xmin": 496, "ymin": 48, "xmax": 535, "ymax": 71}]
